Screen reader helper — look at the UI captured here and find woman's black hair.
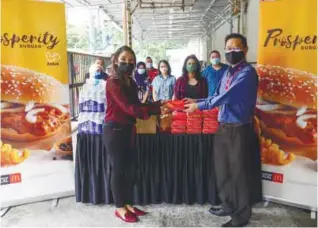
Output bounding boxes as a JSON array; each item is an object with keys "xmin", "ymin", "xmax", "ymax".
[
  {"xmin": 158, "ymin": 60, "xmax": 171, "ymax": 76},
  {"xmin": 111, "ymin": 45, "xmax": 136, "ymax": 85},
  {"xmin": 182, "ymin": 55, "xmax": 201, "ymax": 80},
  {"xmin": 136, "ymin": 61, "xmax": 146, "ymax": 70},
  {"xmin": 135, "ymin": 61, "xmax": 148, "ymax": 78}
]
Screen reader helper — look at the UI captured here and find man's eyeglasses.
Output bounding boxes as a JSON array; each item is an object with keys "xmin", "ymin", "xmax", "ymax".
[{"xmin": 225, "ymin": 48, "xmax": 243, "ymax": 53}]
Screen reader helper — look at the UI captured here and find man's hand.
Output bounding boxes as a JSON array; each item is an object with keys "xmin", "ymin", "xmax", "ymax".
[
  {"xmin": 160, "ymin": 101, "xmax": 172, "ymax": 114},
  {"xmin": 184, "ymin": 103, "xmax": 199, "ymax": 113},
  {"xmin": 183, "ymin": 98, "xmax": 196, "ymax": 104}
]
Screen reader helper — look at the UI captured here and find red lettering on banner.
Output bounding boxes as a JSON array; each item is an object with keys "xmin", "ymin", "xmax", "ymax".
[
  {"xmin": 272, "ymin": 173, "xmax": 283, "ymax": 183},
  {"xmin": 9, "ymin": 173, "xmax": 22, "ymax": 184}
]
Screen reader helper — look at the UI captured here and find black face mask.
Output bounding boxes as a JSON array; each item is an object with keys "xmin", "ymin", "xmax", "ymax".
[
  {"xmin": 225, "ymin": 51, "xmax": 245, "ymax": 65},
  {"xmin": 118, "ymin": 62, "xmax": 134, "ymax": 75}
]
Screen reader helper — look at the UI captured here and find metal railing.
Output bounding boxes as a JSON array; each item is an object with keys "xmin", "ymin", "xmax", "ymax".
[{"xmin": 68, "ymin": 51, "xmax": 111, "ymax": 121}]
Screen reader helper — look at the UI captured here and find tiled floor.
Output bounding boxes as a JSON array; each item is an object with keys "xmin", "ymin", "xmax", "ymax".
[{"xmin": 1, "ymin": 196, "xmax": 317, "ymax": 227}]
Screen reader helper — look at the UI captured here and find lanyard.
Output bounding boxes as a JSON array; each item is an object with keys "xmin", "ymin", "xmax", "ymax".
[{"xmin": 225, "ymin": 63, "xmax": 247, "ymax": 91}]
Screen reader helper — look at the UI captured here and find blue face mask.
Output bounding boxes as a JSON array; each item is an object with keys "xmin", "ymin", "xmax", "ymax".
[
  {"xmin": 211, "ymin": 58, "xmax": 221, "ymax": 65},
  {"xmin": 94, "ymin": 72, "xmax": 103, "ymax": 80}
]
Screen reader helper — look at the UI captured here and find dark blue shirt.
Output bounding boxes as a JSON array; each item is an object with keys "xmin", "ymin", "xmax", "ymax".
[
  {"xmin": 197, "ymin": 62, "xmax": 258, "ymax": 124},
  {"xmin": 202, "ymin": 64, "xmax": 228, "ymax": 97}
]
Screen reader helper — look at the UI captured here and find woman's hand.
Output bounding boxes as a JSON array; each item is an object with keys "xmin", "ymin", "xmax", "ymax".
[
  {"xmin": 160, "ymin": 100, "xmax": 168, "ymax": 106},
  {"xmin": 183, "ymin": 98, "xmax": 196, "ymax": 104}
]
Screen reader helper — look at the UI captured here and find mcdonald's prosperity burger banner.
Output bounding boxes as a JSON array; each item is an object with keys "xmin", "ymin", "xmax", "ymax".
[
  {"xmin": 255, "ymin": 0, "xmax": 317, "ymax": 209},
  {"xmin": 0, "ymin": 0, "xmax": 74, "ymax": 207}
]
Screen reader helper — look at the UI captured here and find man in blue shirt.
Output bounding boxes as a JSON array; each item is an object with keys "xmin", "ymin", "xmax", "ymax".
[
  {"xmin": 185, "ymin": 34, "xmax": 261, "ymax": 227},
  {"xmin": 202, "ymin": 50, "xmax": 228, "ymax": 97}
]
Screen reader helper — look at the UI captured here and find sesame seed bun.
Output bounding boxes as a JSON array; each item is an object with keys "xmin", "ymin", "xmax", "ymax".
[
  {"xmin": 256, "ymin": 64, "xmax": 317, "ymax": 109},
  {"xmin": 1, "ymin": 65, "xmax": 67, "ymax": 104}
]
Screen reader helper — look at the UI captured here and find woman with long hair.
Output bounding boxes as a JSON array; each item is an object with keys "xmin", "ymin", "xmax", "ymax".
[
  {"xmin": 152, "ymin": 60, "xmax": 176, "ymax": 101},
  {"xmin": 174, "ymin": 55, "xmax": 208, "ymax": 100},
  {"xmin": 103, "ymin": 46, "xmax": 165, "ymax": 223},
  {"xmin": 134, "ymin": 61, "xmax": 151, "ymax": 103}
]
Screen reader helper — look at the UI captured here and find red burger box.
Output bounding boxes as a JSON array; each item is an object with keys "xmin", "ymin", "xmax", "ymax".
[
  {"xmin": 186, "ymin": 110, "xmax": 202, "ymax": 134},
  {"xmin": 172, "ymin": 111, "xmax": 187, "ymax": 121},
  {"xmin": 171, "ymin": 128, "xmax": 187, "ymax": 134},
  {"xmin": 167, "ymin": 100, "xmax": 185, "ymax": 111},
  {"xmin": 171, "ymin": 111, "xmax": 187, "ymax": 134},
  {"xmin": 202, "ymin": 108, "xmax": 219, "ymax": 134},
  {"xmin": 187, "ymin": 110, "xmax": 203, "ymax": 118},
  {"xmin": 203, "ymin": 108, "xmax": 218, "ymax": 118}
]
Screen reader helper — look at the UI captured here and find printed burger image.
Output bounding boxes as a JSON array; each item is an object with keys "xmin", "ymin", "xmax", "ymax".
[
  {"xmin": 255, "ymin": 64, "xmax": 317, "ymax": 162},
  {"xmin": 0, "ymin": 65, "xmax": 71, "ymax": 151}
]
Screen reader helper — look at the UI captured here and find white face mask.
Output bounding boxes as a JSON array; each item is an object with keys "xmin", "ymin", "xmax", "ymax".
[
  {"xmin": 146, "ymin": 63, "xmax": 153, "ymax": 69},
  {"xmin": 137, "ymin": 68, "xmax": 146, "ymax": 74}
]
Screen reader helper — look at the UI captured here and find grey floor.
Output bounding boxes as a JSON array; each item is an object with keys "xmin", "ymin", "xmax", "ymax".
[{"xmin": 1, "ymin": 196, "xmax": 317, "ymax": 227}]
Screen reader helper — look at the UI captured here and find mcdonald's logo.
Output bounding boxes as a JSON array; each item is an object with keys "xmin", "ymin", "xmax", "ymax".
[
  {"xmin": 0, "ymin": 173, "xmax": 22, "ymax": 185},
  {"xmin": 261, "ymin": 171, "xmax": 284, "ymax": 183},
  {"xmin": 272, "ymin": 173, "xmax": 284, "ymax": 183}
]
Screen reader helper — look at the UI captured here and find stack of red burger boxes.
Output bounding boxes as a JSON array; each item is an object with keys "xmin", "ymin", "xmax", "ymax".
[
  {"xmin": 171, "ymin": 111, "xmax": 187, "ymax": 134},
  {"xmin": 166, "ymin": 100, "xmax": 219, "ymax": 134},
  {"xmin": 202, "ymin": 108, "xmax": 219, "ymax": 134},
  {"xmin": 167, "ymin": 100, "xmax": 186, "ymax": 134},
  {"xmin": 186, "ymin": 110, "xmax": 203, "ymax": 134}
]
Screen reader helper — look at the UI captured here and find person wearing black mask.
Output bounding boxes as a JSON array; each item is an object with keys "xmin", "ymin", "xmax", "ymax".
[
  {"xmin": 104, "ymin": 46, "xmax": 168, "ymax": 223},
  {"xmin": 184, "ymin": 34, "xmax": 262, "ymax": 227}
]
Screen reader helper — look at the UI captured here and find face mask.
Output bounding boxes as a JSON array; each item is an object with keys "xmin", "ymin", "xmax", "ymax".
[
  {"xmin": 146, "ymin": 63, "xmax": 153, "ymax": 69},
  {"xmin": 186, "ymin": 64, "xmax": 197, "ymax": 73},
  {"xmin": 137, "ymin": 68, "xmax": 146, "ymax": 74},
  {"xmin": 225, "ymin": 51, "xmax": 245, "ymax": 65},
  {"xmin": 211, "ymin": 58, "xmax": 220, "ymax": 65},
  {"xmin": 94, "ymin": 72, "xmax": 104, "ymax": 80},
  {"xmin": 118, "ymin": 62, "xmax": 134, "ymax": 75}
]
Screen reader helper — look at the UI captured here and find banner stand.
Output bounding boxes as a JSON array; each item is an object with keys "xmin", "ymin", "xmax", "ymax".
[
  {"xmin": 264, "ymin": 195, "xmax": 317, "ymax": 219},
  {"xmin": 256, "ymin": 0, "xmax": 317, "ymax": 213},
  {"xmin": 0, "ymin": 208, "xmax": 11, "ymax": 218},
  {"xmin": 1, "ymin": 0, "xmax": 75, "ymax": 207},
  {"xmin": 51, "ymin": 198, "xmax": 59, "ymax": 208}
]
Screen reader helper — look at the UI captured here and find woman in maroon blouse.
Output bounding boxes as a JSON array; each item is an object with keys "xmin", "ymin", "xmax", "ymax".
[
  {"xmin": 104, "ymin": 46, "xmax": 163, "ymax": 223},
  {"xmin": 174, "ymin": 55, "xmax": 208, "ymax": 100}
]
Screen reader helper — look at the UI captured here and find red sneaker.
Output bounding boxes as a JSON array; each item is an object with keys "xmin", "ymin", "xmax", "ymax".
[
  {"xmin": 130, "ymin": 207, "xmax": 148, "ymax": 216},
  {"xmin": 114, "ymin": 210, "xmax": 137, "ymax": 223}
]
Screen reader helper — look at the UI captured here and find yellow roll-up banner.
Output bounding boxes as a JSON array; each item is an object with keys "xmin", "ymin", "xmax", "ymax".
[
  {"xmin": 1, "ymin": 0, "xmax": 74, "ymax": 207},
  {"xmin": 255, "ymin": 0, "xmax": 317, "ymax": 209}
]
